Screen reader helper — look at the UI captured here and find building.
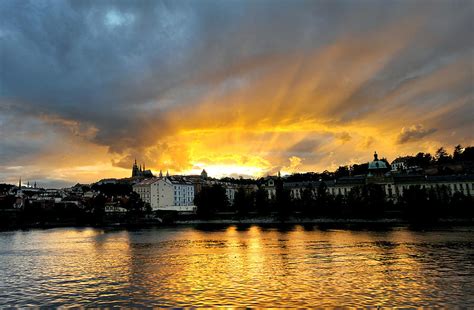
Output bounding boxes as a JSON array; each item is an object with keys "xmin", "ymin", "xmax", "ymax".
[
  {"xmin": 132, "ymin": 176, "xmax": 196, "ymax": 212},
  {"xmin": 318, "ymin": 152, "xmax": 474, "ymax": 200},
  {"xmin": 367, "ymin": 151, "xmax": 389, "ymax": 177},
  {"xmin": 184, "ymin": 169, "xmax": 209, "ymax": 194},
  {"xmin": 391, "ymin": 157, "xmax": 409, "ymax": 172},
  {"xmin": 222, "ymin": 183, "xmax": 238, "ymax": 204},
  {"xmin": 131, "ymin": 160, "xmax": 154, "ymax": 178},
  {"xmin": 132, "ymin": 178, "xmax": 158, "ymax": 208},
  {"xmin": 283, "ymin": 181, "xmax": 322, "ymax": 199},
  {"xmin": 262, "ymin": 176, "xmax": 278, "ymax": 200}
]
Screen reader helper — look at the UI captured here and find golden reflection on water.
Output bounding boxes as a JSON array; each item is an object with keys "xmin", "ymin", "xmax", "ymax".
[{"xmin": 0, "ymin": 225, "xmax": 473, "ymax": 307}]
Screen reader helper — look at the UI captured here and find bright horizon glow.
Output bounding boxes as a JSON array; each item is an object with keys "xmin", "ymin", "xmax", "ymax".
[{"xmin": 0, "ymin": 0, "xmax": 472, "ymax": 188}]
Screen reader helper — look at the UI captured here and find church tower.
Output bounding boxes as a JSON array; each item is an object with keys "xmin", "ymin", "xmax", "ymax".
[{"xmin": 132, "ymin": 159, "xmax": 140, "ymax": 177}]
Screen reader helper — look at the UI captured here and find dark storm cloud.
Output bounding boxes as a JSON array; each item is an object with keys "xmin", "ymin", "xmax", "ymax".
[
  {"xmin": 0, "ymin": 0, "xmax": 473, "ymax": 186},
  {"xmin": 397, "ymin": 125, "xmax": 437, "ymax": 144}
]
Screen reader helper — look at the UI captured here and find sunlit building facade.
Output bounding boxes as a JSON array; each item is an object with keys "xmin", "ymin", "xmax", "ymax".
[{"xmin": 133, "ymin": 176, "xmax": 196, "ymax": 212}]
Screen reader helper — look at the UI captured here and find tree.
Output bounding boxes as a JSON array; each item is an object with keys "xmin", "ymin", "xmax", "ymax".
[
  {"xmin": 399, "ymin": 186, "xmax": 434, "ymax": 222},
  {"xmin": 91, "ymin": 183, "xmax": 132, "ymax": 197},
  {"xmin": 453, "ymin": 144, "xmax": 463, "ymax": 161},
  {"xmin": 346, "ymin": 184, "xmax": 385, "ymax": 218},
  {"xmin": 91, "ymin": 194, "xmax": 107, "ymax": 224},
  {"xmin": 351, "ymin": 163, "xmax": 369, "ymax": 176},
  {"xmin": 301, "ymin": 183, "xmax": 316, "ymax": 216},
  {"xmin": 255, "ymin": 187, "xmax": 269, "ymax": 214},
  {"xmin": 315, "ymin": 182, "xmax": 330, "ymax": 215},
  {"xmin": 461, "ymin": 146, "xmax": 474, "ymax": 161},
  {"xmin": 234, "ymin": 187, "xmax": 253, "ymax": 215},
  {"xmin": 335, "ymin": 166, "xmax": 350, "ymax": 178},
  {"xmin": 275, "ymin": 178, "xmax": 291, "ymax": 219},
  {"xmin": 194, "ymin": 184, "xmax": 229, "ymax": 218},
  {"xmin": 414, "ymin": 152, "xmax": 433, "ymax": 168},
  {"xmin": 125, "ymin": 192, "xmax": 146, "ymax": 217},
  {"xmin": 435, "ymin": 147, "xmax": 452, "ymax": 164}
]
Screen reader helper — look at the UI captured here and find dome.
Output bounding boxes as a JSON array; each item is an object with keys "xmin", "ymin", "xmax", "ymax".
[{"xmin": 368, "ymin": 152, "xmax": 387, "ymax": 170}]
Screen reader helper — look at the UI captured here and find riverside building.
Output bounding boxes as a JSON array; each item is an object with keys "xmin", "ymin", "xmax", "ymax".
[
  {"xmin": 132, "ymin": 175, "xmax": 196, "ymax": 212},
  {"xmin": 265, "ymin": 152, "xmax": 474, "ymax": 201}
]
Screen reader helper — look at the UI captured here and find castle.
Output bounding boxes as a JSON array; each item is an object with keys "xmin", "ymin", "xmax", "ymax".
[{"xmin": 131, "ymin": 159, "xmax": 154, "ymax": 178}]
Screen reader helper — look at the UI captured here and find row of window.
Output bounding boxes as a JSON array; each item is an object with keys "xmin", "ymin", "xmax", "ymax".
[{"xmin": 288, "ymin": 183, "xmax": 474, "ymax": 197}]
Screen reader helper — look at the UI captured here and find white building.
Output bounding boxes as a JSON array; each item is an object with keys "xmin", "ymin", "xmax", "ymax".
[
  {"xmin": 132, "ymin": 178, "xmax": 159, "ymax": 208},
  {"xmin": 391, "ymin": 157, "xmax": 408, "ymax": 172},
  {"xmin": 168, "ymin": 177, "xmax": 195, "ymax": 207},
  {"xmin": 133, "ymin": 177, "xmax": 196, "ymax": 212}
]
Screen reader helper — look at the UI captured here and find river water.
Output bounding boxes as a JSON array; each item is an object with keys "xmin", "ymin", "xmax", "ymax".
[{"xmin": 0, "ymin": 225, "xmax": 473, "ymax": 307}]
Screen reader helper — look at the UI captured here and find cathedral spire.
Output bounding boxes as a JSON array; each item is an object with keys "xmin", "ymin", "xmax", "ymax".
[
  {"xmin": 166, "ymin": 170, "xmax": 170, "ymax": 177},
  {"xmin": 159, "ymin": 170, "xmax": 163, "ymax": 178}
]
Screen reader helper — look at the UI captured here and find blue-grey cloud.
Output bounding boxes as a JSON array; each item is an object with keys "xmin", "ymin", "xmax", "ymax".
[{"xmin": 0, "ymin": 0, "xmax": 473, "ymax": 186}]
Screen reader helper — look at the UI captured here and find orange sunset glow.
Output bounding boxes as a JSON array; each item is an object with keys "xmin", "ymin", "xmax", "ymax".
[{"xmin": 1, "ymin": 0, "xmax": 473, "ymax": 187}]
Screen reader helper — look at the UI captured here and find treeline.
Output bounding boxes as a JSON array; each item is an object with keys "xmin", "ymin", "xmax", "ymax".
[{"xmin": 194, "ymin": 181, "xmax": 473, "ymax": 222}]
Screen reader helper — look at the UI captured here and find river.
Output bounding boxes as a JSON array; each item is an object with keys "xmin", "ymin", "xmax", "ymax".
[{"xmin": 0, "ymin": 225, "xmax": 473, "ymax": 307}]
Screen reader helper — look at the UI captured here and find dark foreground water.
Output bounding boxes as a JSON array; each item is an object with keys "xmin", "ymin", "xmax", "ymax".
[{"xmin": 0, "ymin": 225, "xmax": 473, "ymax": 307}]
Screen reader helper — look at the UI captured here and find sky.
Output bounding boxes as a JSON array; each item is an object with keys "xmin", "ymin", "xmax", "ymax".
[{"xmin": 1, "ymin": 0, "xmax": 473, "ymax": 188}]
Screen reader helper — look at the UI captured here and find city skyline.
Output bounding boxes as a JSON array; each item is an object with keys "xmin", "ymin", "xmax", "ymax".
[{"xmin": 1, "ymin": 0, "xmax": 473, "ymax": 188}]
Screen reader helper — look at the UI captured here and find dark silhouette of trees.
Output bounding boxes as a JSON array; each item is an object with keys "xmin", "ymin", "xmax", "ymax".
[
  {"xmin": 460, "ymin": 146, "xmax": 474, "ymax": 161},
  {"xmin": 285, "ymin": 172, "xmax": 322, "ymax": 182},
  {"xmin": 315, "ymin": 182, "xmax": 330, "ymax": 215},
  {"xmin": 412, "ymin": 152, "xmax": 433, "ymax": 168},
  {"xmin": 450, "ymin": 191, "xmax": 474, "ymax": 218},
  {"xmin": 301, "ymin": 183, "xmax": 316, "ymax": 216},
  {"xmin": 453, "ymin": 145, "xmax": 474, "ymax": 163},
  {"xmin": 194, "ymin": 184, "xmax": 229, "ymax": 218},
  {"xmin": 346, "ymin": 184, "xmax": 386, "ymax": 218},
  {"xmin": 91, "ymin": 183, "xmax": 132, "ymax": 197},
  {"xmin": 124, "ymin": 192, "xmax": 146, "ymax": 217},
  {"xmin": 255, "ymin": 187, "xmax": 270, "ymax": 214},
  {"xmin": 335, "ymin": 166, "xmax": 350, "ymax": 178},
  {"xmin": 91, "ymin": 194, "xmax": 107, "ymax": 224},
  {"xmin": 0, "ymin": 195, "xmax": 15, "ymax": 210},
  {"xmin": 275, "ymin": 178, "xmax": 291, "ymax": 219},
  {"xmin": 453, "ymin": 145, "xmax": 463, "ymax": 161},
  {"xmin": 234, "ymin": 187, "xmax": 253, "ymax": 215},
  {"xmin": 351, "ymin": 163, "xmax": 369, "ymax": 176},
  {"xmin": 435, "ymin": 147, "xmax": 452, "ymax": 164},
  {"xmin": 398, "ymin": 186, "xmax": 437, "ymax": 222}
]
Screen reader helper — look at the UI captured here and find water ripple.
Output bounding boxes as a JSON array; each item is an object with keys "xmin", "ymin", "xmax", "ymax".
[{"xmin": 0, "ymin": 226, "xmax": 473, "ymax": 307}]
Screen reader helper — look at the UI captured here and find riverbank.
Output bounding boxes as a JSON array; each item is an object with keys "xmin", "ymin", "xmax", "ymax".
[
  {"xmin": 173, "ymin": 216, "xmax": 474, "ymax": 226},
  {"xmin": 1, "ymin": 216, "xmax": 473, "ymax": 231}
]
